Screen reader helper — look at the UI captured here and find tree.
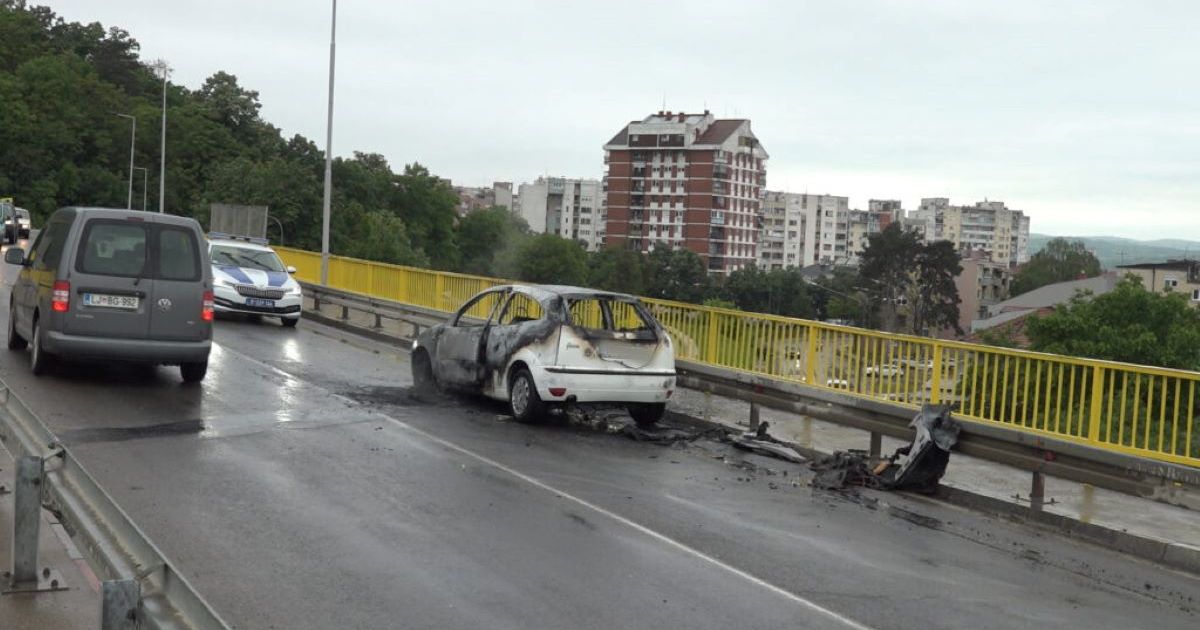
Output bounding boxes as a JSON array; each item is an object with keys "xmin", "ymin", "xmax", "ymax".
[
  {"xmin": 911, "ymin": 240, "xmax": 964, "ymax": 335},
  {"xmin": 859, "ymin": 224, "xmax": 961, "ymax": 335},
  {"xmin": 721, "ymin": 266, "xmax": 815, "ymax": 318},
  {"xmin": 587, "ymin": 248, "xmax": 646, "ymax": 295},
  {"xmin": 512, "ymin": 233, "xmax": 588, "ymax": 286},
  {"xmin": 456, "ymin": 206, "xmax": 530, "ymax": 276},
  {"xmin": 1025, "ymin": 275, "xmax": 1200, "ymax": 370},
  {"xmin": 643, "ymin": 248, "xmax": 710, "ymax": 303},
  {"xmin": 1010, "ymin": 238, "xmax": 1102, "ymax": 296}
]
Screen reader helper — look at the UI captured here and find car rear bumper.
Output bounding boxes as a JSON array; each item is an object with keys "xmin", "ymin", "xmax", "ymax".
[
  {"xmin": 43, "ymin": 331, "xmax": 211, "ymax": 364},
  {"xmin": 534, "ymin": 366, "xmax": 676, "ymax": 404},
  {"xmin": 212, "ymin": 286, "xmax": 302, "ymax": 317}
]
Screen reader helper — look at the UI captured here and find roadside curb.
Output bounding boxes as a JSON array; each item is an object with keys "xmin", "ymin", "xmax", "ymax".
[{"xmin": 302, "ymin": 303, "xmax": 1200, "ymax": 577}]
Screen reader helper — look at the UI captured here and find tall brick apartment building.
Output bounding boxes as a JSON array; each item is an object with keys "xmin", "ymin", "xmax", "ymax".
[{"xmin": 602, "ymin": 111, "xmax": 767, "ymax": 274}]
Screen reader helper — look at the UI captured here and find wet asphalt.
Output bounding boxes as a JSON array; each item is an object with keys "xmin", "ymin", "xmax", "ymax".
[{"xmin": 0, "ymin": 252, "xmax": 1197, "ymax": 630}]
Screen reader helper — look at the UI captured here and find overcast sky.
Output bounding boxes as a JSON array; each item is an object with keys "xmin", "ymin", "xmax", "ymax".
[{"xmin": 49, "ymin": 0, "xmax": 1200, "ymax": 240}]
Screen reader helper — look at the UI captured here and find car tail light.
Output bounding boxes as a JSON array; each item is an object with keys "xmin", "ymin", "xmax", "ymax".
[
  {"xmin": 202, "ymin": 290, "xmax": 214, "ymax": 322},
  {"xmin": 51, "ymin": 281, "xmax": 70, "ymax": 312},
  {"xmin": 548, "ymin": 387, "xmax": 567, "ymax": 397}
]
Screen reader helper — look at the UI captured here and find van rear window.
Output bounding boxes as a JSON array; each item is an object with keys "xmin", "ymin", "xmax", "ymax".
[
  {"xmin": 159, "ymin": 227, "xmax": 200, "ymax": 281},
  {"xmin": 78, "ymin": 222, "xmax": 147, "ymax": 277}
]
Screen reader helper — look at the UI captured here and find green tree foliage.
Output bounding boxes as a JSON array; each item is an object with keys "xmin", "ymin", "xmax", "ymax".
[
  {"xmin": 587, "ymin": 248, "xmax": 647, "ymax": 295},
  {"xmin": 512, "ymin": 234, "xmax": 588, "ymax": 286},
  {"xmin": 1010, "ymin": 238, "xmax": 1102, "ymax": 296},
  {"xmin": 0, "ymin": 2, "xmax": 456, "ymax": 265},
  {"xmin": 455, "ymin": 206, "xmax": 530, "ymax": 276},
  {"xmin": 643, "ymin": 248, "xmax": 710, "ymax": 303},
  {"xmin": 721, "ymin": 266, "xmax": 814, "ymax": 319},
  {"xmin": 1025, "ymin": 276, "xmax": 1200, "ymax": 370},
  {"xmin": 859, "ymin": 224, "xmax": 962, "ymax": 335}
]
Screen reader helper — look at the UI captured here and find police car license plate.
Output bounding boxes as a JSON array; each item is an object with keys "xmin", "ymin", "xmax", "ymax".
[
  {"xmin": 246, "ymin": 298, "xmax": 274, "ymax": 308},
  {"xmin": 83, "ymin": 293, "xmax": 138, "ymax": 309}
]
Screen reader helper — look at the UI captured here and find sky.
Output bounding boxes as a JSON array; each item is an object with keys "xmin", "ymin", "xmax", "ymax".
[{"xmin": 48, "ymin": 0, "xmax": 1200, "ymax": 240}]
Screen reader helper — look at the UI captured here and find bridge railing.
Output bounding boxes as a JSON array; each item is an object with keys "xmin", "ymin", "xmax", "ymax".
[{"xmin": 276, "ymin": 246, "xmax": 1199, "ymax": 469}]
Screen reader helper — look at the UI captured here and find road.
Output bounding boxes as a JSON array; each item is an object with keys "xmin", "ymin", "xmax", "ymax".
[{"xmin": 0, "ymin": 248, "xmax": 1196, "ymax": 629}]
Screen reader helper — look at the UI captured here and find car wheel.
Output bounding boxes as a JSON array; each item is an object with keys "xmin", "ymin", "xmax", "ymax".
[
  {"xmin": 30, "ymin": 319, "xmax": 52, "ymax": 375},
  {"xmin": 628, "ymin": 403, "xmax": 667, "ymax": 428},
  {"xmin": 7, "ymin": 304, "xmax": 26, "ymax": 351},
  {"xmin": 508, "ymin": 368, "xmax": 545, "ymax": 423},
  {"xmin": 411, "ymin": 349, "xmax": 438, "ymax": 392},
  {"xmin": 281, "ymin": 317, "xmax": 299, "ymax": 328},
  {"xmin": 180, "ymin": 361, "xmax": 208, "ymax": 383}
]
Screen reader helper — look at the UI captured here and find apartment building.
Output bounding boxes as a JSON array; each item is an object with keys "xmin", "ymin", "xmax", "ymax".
[
  {"xmin": 517, "ymin": 177, "xmax": 606, "ymax": 251},
  {"xmin": 453, "ymin": 181, "xmax": 516, "ymax": 215},
  {"xmin": 758, "ymin": 193, "xmax": 901, "ymax": 269},
  {"xmin": 909, "ymin": 198, "xmax": 1031, "ymax": 266},
  {"xmin": 1116, "ymin": 260, "xmax": 1200, "ymax": 304},
  {"xmin": 603, "ymin": 111, "xmax": 768, "ymax": 274}
]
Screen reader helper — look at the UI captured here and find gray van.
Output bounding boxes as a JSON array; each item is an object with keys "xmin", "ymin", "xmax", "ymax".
[{"xmin": 5, "ymin": 207, "xmax": 214, "ymax": 382}]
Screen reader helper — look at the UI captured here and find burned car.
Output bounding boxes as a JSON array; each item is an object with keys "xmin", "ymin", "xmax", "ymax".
[{"xmin": 410, "ymin": 285, "xmax": 676, "ymax": 425}]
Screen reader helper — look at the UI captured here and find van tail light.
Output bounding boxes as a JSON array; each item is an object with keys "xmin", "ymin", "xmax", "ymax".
[
  {"xmin": 51, "ymin": 281, "xmax": 70, "ymax": 312},
  {"xmin": 202, "ymin": 290, "xmax": 214, "ymax": 322}
]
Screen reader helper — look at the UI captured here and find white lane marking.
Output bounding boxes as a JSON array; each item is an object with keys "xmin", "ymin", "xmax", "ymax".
[{"xmin": 217, "ymin": 340, "xmax": 877, "ymax": 630}]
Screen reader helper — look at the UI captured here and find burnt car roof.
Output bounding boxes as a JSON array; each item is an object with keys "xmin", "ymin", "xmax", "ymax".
[{"xmin": 502, "ymin": 284, "xmax": 640, "ymax": 302}]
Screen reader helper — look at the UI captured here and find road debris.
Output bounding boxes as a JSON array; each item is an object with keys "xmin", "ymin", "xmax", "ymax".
[
  {"xmin": 729, "ymin": 422, "xmax": 808, "ymax": 464},
  {"xmin": 810, "ymin": 404, "xmax": 961, "ymax": 494}
]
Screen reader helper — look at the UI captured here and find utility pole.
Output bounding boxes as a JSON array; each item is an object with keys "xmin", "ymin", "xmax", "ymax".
[
  {"xmin": 155, "ymin": 60, "xmax": 171, "ymax": 213},
  {"xmin": 115, "ymin": 113, "xmax": 136, "ymax": 209},
  {"xmin": 320, "ymin": 0, "xmax": 337, "ymax": 285}
]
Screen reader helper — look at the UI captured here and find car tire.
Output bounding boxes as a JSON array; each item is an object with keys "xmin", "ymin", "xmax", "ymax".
[
  {"xmin": 30, "ymin": 319, "xmax": 52, "ymax": 375},
  {"xmin": 180, "ymin": 361, "xmax": 208, "ymax": 383},
  {"xmin": 508, "ymin": 368, "xmax": 545, "ymax": 423},
  {"xmin": 8, "ymin": 304, "xmax": 26, "ymax": 351},
  {"xmin": 628, "ymin": 403, "xmax": 667, "ymax": 427},
  {"xmin": 281, "ymin": 317, "xmax": 299, "ymax": 328}
]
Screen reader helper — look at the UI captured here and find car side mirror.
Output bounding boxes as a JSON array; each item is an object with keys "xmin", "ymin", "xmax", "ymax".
[
  {"xmin": 286, "ymin": 265, "xmax": 297, "ymax": 274},
  {"xmin": 4, "ymin": 248, "xmax": 25, "ymax": 265}
]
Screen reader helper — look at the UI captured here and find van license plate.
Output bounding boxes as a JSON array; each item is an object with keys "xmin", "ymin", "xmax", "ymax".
[
  {"xmin": 83, "ymin": 293, "xmax": 139, "ymax": 309},
  {"xmin": 246, "ymin": 298, "xmax": 275, "ymax": 308}
]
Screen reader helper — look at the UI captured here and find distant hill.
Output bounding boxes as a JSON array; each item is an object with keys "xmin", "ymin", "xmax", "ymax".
[{"xmin": 1028, "ymin": 234, "xmax": 1200, "ymax": 269}]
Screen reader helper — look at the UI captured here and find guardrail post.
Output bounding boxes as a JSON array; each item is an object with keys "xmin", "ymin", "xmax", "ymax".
[
  {"xmin": 748, "ymin": 402, "xmax": 760, "ymax": 432},
  {"xmin": 1030, "ymin": 471, "xmax": 1045, "ymax": 511},
  {"xmin": 805, "ymin": 325, "xmax": 817, "ymax": 386},
  {"xmin": 869, "ymin": 432, "xmax": 882, "ymax": 459},
  {"xmin": 704, "ymin": 311, "xmax": 719, "ymax": 363},
  {"xmin": 1088, "ymin": 365, "xmax": 1105, "ymax": 445},
  {"xmin": 313, "ymin": 292, "xmax": 322, "ymax": 311},
  {"xmin": 101, "ymin": 578, "xmax": 140, "ymax": 630},
  {"xmin": 373, "ymin": 312, "xmax": 382, "ymax": 329},
  {"xmin": 9, "ymin": 455, "xmax": 43, "ymax": 586},
  {"xmin": 340, "ymin": 304, "xmax": 349, "ymax": 320},
  {"xmin": 930, "ymin": 343, "xmax": 944, "ymax": 404},
  {"xmin": 434, "ymin": 274, "xmax": 446, "ymax": 312}
]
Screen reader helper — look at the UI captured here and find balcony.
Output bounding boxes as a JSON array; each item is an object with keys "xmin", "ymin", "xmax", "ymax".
[{"xmin": 713, "ymin": 165, "xmax": 731, "ymax": 180}]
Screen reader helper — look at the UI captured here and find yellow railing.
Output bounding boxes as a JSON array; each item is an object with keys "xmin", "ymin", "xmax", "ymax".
[{"xmin": 277, "ymin": 246, "xmax": 1200, "ymax": 469}]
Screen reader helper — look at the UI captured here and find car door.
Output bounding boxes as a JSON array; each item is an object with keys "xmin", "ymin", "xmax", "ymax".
[
  {"xmin": 148, "ymin": 224, "xmax": 209, "ymax": 341},
  {"xmin": 62, "ymin": 217, "xmax": 152, "ymax": 339},
  {"xmin": 485, "ymin": 290, "xmax": 557, "ymax": 373},
  {"xmin": 15, "ymin": 214, "xmax": 71, "ymax": 338},
  {"xmin": 435, "ymin": 288, "xmax": 507, "ymax": 387}
]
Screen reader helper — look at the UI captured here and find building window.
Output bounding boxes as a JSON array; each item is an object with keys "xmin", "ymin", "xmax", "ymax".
[
  {"xmin": 1165, "ymin": 277, "xmax": 1179, "ymax": 290},
  {"xmin": 1193, "ymin": 289, "xmax": 1200, "ymax": 301}
]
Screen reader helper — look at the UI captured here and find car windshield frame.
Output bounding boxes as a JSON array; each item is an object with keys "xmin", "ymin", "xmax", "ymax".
[{"xmin": 210, "ymin": 243, "xmax": 287, "ymax": 272}]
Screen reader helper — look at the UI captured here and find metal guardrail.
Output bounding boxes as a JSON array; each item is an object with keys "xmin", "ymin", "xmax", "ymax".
[
  {"xmin": 277, "ymin": 246, "xmax": 1200, "ymax": 470},
  {"xmin": 0, "ymin": 384, "xmax": 231, "ymax": 629},
  {"xmin": 294, "ymin": 281, "xmax": 1199, "ymax": 510}
]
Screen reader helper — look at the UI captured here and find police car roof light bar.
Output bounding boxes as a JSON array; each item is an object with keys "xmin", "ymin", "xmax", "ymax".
[{"xmin": 209, "ymin": 232, "xmax": 269, "ymax": 245}]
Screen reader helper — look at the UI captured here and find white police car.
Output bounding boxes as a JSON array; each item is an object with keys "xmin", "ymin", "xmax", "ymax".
[{"xmin": 208, "ymin": 234, "xmax": 303, "ymax": 327}]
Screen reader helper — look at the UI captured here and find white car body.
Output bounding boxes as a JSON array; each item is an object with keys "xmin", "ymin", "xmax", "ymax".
[
  {"xmin": 208, "ymin": 237, "xmax": 303, "ymax": 324},
  {"xmin": 411, "ymin": 285, "xmax": 675, "ymax": 423}
]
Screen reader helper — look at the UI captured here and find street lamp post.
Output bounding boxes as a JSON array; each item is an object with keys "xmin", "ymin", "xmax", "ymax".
[
  {"xmin": 320, "ymin": 0, "xmax": 337, "ymax": 285},
  {"xmin": 154, "ymin": 60, "xmax": 171, "ymax": 214},
  {"xmin": 114, "ymin": 113, "xmax": 136, "ymax": 209},
  {"xmin": 132, "ymin": 167, "xmax": 149, "ymax": 211}
]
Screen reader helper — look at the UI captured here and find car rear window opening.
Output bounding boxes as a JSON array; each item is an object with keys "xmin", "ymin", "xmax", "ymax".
[{"xmin": 75, "ymin": 219, "xmax": 201, "ymax": 280}]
